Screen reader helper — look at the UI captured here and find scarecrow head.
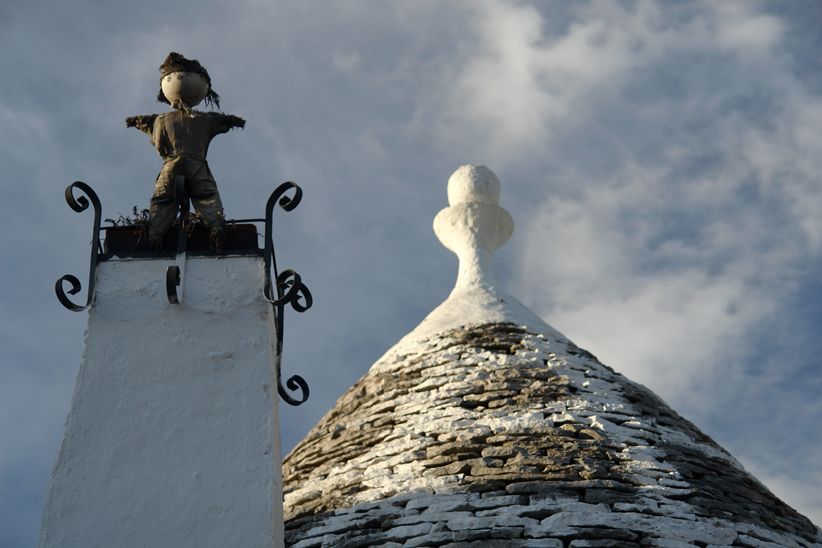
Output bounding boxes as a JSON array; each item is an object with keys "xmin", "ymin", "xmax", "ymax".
[{"xmin": 156, "ymin": 52, "xmax": 221, "ymax": 110}]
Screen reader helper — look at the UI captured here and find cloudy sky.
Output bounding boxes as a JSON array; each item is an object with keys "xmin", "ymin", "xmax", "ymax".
[{"xmin": 3, "ymin": 0, "xmax": 822, "ymax": 545}]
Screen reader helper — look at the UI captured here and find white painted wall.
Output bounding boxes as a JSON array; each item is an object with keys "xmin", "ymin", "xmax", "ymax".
[{"xmin": 38, "ymin": 255, "xmax": 283, "ymax": 548}]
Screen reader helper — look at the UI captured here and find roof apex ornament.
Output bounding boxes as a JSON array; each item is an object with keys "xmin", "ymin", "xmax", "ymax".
[
  {"xmin": 434, "ymin": 164, "xmax": 514, "ymax": 297},
  {"xmin": 383, "ymin": 165, "xmax": 563, "ymax": 356}
]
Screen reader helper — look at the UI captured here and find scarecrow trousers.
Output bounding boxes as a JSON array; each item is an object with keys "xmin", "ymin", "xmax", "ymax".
[{"xmin": 148, "ymin": 155, "xmax": 226, "ymax": 241}]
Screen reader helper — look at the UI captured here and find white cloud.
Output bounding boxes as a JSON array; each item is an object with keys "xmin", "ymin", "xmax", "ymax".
[{"xmin": 437, "ymin": 0, "xmax": 793, "ymax": 161}]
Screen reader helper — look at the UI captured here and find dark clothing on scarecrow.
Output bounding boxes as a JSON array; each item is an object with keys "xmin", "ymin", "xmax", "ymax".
[{"xmin": 126, "ymin": 110, "xmax": 245, "ymax": 244}]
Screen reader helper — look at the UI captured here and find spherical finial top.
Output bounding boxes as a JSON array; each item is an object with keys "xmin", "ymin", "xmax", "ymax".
[{"xmin": 447, "ymin": 165, "xmax": 501, "ymax": 206}]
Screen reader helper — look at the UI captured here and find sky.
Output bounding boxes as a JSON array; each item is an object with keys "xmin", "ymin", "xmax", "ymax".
[{"xmin": 2, "ymin": 0, "xmax": 822, "ymax": 545}]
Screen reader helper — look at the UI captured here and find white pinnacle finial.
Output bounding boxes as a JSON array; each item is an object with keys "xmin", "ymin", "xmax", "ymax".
[
  {"xmin": 434, "ymin": 165, "xmax": 514, "ymax": 296},
  {"xmin": 371, "ymin": 164, "xmax": 564, "ymax": 363}
]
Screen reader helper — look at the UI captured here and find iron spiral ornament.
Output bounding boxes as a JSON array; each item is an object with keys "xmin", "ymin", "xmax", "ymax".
[
  {"xmin": 55, "ymin": 182, "xmax": 103, "ymax": 312},
  {"xmin": 264, "ymin": 182, "xmax": 313, "ymax": 406}
]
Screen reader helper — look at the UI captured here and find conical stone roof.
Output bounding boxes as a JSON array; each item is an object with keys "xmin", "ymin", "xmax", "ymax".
[{"xmin": 283, "ymin": 165, "xmax": 822, "ymax": 548}]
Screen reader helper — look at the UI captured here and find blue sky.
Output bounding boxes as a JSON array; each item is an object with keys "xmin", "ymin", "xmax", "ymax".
[{"xmin": 2, "ymin": 1, "xmax": 822, "ymax": 546}]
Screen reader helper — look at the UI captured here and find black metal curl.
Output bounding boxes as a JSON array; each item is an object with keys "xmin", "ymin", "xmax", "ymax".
[
  {"xmin": 279, "ymin": 271, "xmax": 313, "ymax": 313},
  {"xmin": 56, "ymin": 182, "xmax": 102, "ymax": 311},
  {"xmin": 264, "ymin": 182, "xmax": 312, "ymax": 406},
  {"xmin": 166, "ymin": 265, "xmax": 181, "ymax": 304},
  {"xmin": 272, "ymin": 269, "xmax": 314, "ymax": 311}
]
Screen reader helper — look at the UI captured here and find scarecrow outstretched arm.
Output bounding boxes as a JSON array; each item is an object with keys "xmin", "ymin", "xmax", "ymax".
[
  {"xmin": 125, "ymin": 114, "xmax": 159, "ymax": 136},
  {"xmin": 210, "ymin": 114, "xmax": 246, "ymax": 136}
]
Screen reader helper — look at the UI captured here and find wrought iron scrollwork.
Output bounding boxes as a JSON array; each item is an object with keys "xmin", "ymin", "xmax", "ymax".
[
  {"xmin": 55, "ymin": 182, "xmax": 103, "ymax": 311},
  {"xmin": 265, "ymin": 182, "xmax": 313, "ymax": 406},
  {"xmin": 166, "ymin": 265, "xmax": 181, "ymax": 303}
]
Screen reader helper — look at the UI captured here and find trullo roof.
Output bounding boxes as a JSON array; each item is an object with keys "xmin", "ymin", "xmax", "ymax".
[{"xmin": 283, "ymin": 165, "xmax": 822, "ymax": 548}]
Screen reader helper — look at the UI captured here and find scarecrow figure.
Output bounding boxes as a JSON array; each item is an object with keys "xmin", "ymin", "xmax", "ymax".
[{"xmin": 126, "ymin": 52, "xmax": 245, "ymax": 253}]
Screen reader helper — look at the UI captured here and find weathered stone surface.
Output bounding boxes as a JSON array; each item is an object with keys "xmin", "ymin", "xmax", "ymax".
[
  {"xmin": 490, "ymin": 526, "xmax": 525, "ymax": 538},
  {"xmin": 570, "ymin": 541, "xmax": 642, "ymax": 548},
  {"xmin": 639, "ymin": 539, "xmax": 698, "ymax": 548},
  {"xmin": 283, "ymin": 323, "xmax": 822, "ymax": 547},
  {"xmin": 403, "ymin": 528, "xmax": 493, "ymax": 547}
]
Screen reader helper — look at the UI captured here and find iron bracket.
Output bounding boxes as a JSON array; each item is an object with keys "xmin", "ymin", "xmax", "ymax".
[
  {"xmin": 55, "ymin": 182, "xmax": 103, "ymax": 312},
  {"xmin": 264, "ymin": 182, "xmax": 312, "ymax": 406}
]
